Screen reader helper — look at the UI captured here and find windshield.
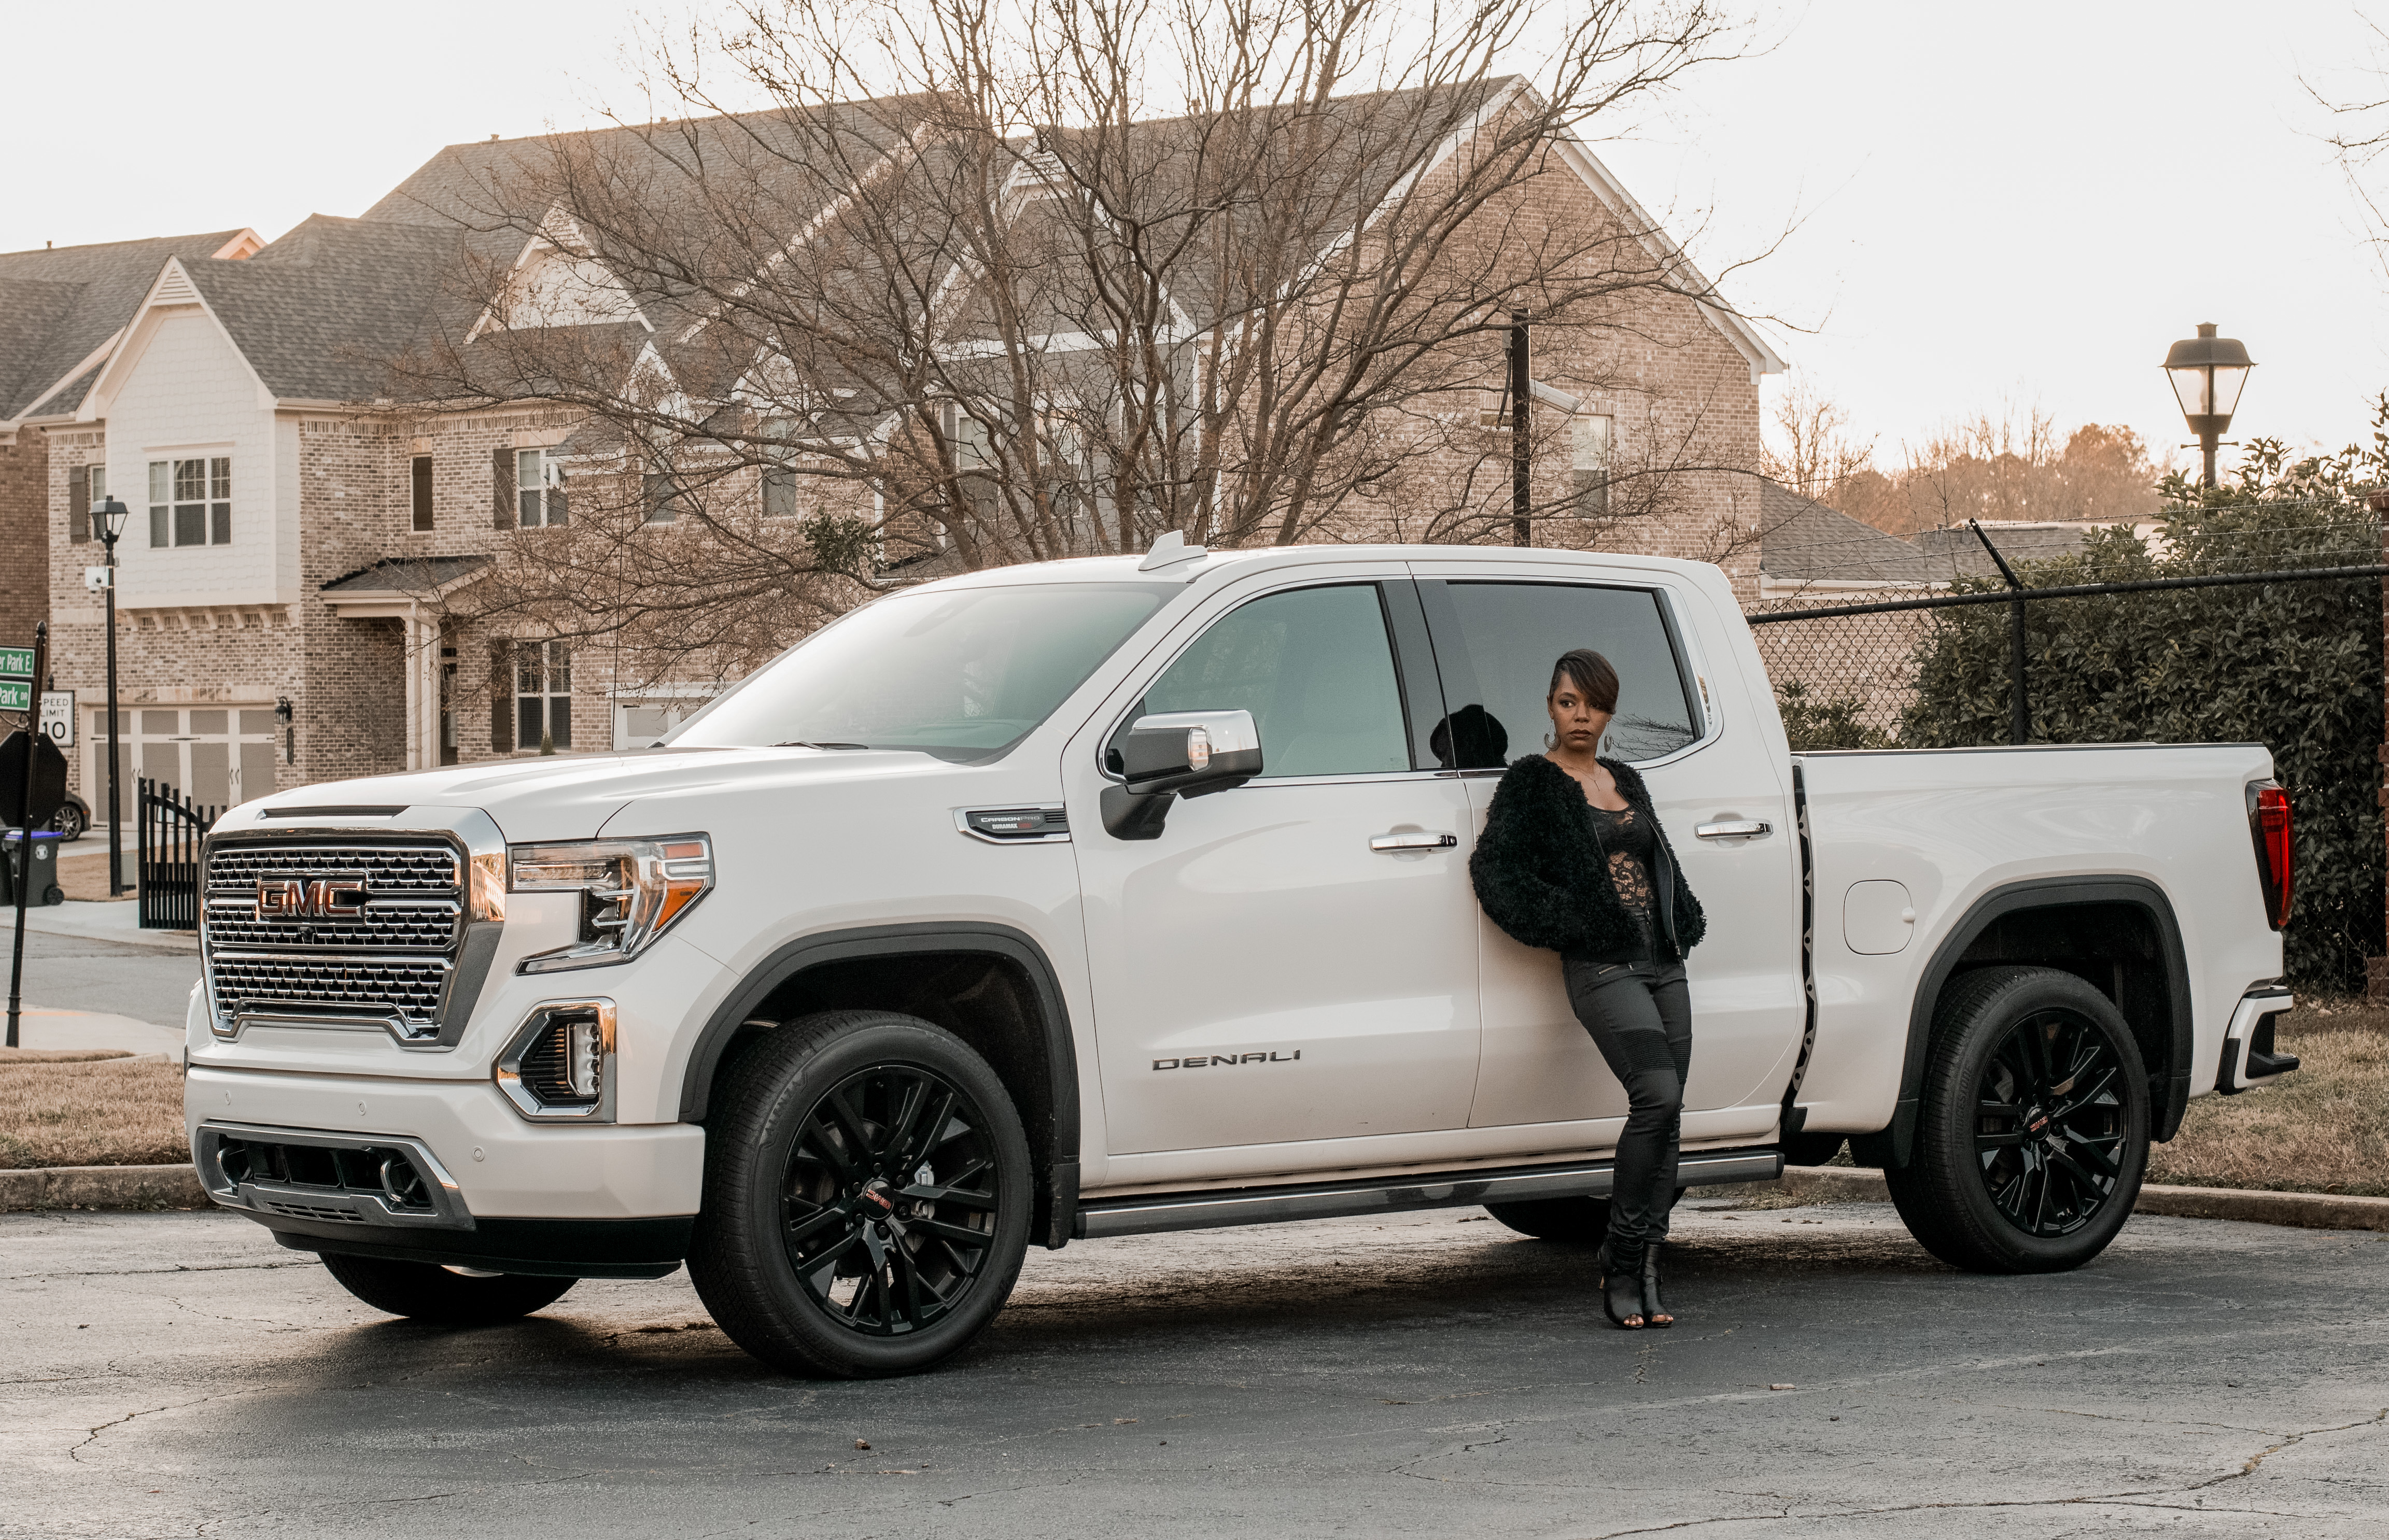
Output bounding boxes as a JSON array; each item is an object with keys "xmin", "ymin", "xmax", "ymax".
[{"xmin": 668, "ymin": 583, "xmax": 1171, "ymax": 761}]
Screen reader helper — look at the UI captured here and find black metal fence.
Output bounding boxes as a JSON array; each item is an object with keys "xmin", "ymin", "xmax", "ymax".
[{"xmin": 137, "ymin": 777, "xmax": 217, "ymax": 931}]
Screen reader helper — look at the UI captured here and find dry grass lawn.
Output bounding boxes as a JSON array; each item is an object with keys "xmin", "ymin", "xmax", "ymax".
[
  {"xmin": 2149, "ymin": 1001, "xmax": 2389, "ymax": 1198},
  {"xmin": 0, "ymin": 1057, "xmax": 187, "ymax": 1169}
]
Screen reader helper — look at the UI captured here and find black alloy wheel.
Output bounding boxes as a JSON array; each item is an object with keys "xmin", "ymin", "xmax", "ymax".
[
  {"xmin": 780, "ymin": 1063, "xmax": 1004, "ymax": 1336},
  {"xmin": 1972, "ymin": 1004, "xmax": 2130, "ymax": 1238},
  {"xmin": 688, "ymin": 1010, "xmax": 1033, "ymax": 1378},
  {"xmin": 1886, "ymin": 966, "xmax": 2149, "ymax": 1274}
]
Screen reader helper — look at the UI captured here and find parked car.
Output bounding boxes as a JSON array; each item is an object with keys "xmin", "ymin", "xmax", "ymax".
[
  {"xmin": 48, "ymin": 792, "xmax": 89, "ymax": 841},
  {"xmin": 182, "ymin": 540, "xmax": 2298, "ymax": 1377}
]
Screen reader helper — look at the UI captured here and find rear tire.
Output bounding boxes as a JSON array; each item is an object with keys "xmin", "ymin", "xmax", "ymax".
[
  {"xmin": 1484, "ymin": 1195, "xmax": 1612, "ymax": 1244},
  {"xmin": 320, "ymin": 1253, "xmax": 575, "ymax": 1324},
  {"xmin": 686, "ymin": 1010, "xmax": 1033, "ymax": 1378},
  {"xmin": 1886, "ymin": 966, "xmax": 2149, "ymax": 1274}
]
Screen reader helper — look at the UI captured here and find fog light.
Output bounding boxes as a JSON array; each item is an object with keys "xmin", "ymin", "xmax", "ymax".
[
  {"xmin": 495, "ymin": 1001, "xmax": 617, "ymax": 1121},
  {"xmin": 568, "ymin": 1016, "xmax": 602, "ymax": 1098}
]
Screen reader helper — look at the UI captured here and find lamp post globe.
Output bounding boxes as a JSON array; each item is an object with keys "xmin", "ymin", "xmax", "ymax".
[
  {"xmin": 91, "ymin": 495, "xmax": 130, "ymax": 895},
  {"xmin": 2163, "ymin": 323, "xmax": 2254, "ymax": 489}
]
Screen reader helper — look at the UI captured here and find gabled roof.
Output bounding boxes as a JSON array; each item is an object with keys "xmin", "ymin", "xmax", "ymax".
[
  {"xmin": 1758, "ymin": 480, "xmax": 1938, "ymax": 584},
  {"xmin": 0, "ymin": 230, "xmax": 259, "ymax": 421},
  {"xmin": 321, "ymin": 553, "xmax": 493, "ymax": 595}
]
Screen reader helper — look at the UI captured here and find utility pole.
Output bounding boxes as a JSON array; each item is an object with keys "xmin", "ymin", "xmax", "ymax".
[{"xmin": 1508, "ymin": 314, "xmax": 1531, "ymax": 547}]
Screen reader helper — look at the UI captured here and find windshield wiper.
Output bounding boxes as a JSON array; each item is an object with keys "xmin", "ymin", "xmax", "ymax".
[{"xmin": 772, "ymin": 740, "xmax": 872, "ymax": 750}]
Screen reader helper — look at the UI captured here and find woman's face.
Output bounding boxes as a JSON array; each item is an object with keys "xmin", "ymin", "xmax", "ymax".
[{"xmin": 1548, "ymin": 680, "xmax": 1611, "ymax": 756}]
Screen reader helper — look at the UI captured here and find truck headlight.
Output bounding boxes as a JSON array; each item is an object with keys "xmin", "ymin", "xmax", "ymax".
[{"xmin": 508, "ymin": 835, "xmax": 713, "ymax": 973}]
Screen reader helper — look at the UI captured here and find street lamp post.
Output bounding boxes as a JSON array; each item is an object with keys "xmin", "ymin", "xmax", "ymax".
[
  {"xmin": 2163, "ymin": 322, "xmax": 2255, "ymax": 489},
  {"xmin": 91, "ymin": 496, "xmax": 131, "ymax": 896}
]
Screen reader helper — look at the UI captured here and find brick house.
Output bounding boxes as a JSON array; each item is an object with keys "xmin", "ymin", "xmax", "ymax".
[{"xmin": 27, "ymin": 89, "xmax": 1778, "ymax": 815}]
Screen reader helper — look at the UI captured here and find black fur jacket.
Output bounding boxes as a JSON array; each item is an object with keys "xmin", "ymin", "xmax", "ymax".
[{"xmin": 1469, "ymin": 754, "xmax": 1707, "ymax": 964}]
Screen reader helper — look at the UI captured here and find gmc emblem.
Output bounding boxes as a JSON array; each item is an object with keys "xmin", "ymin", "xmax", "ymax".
[{"xmin": 256, "ymin": 878, "xmax": 369, "ymax": 921}]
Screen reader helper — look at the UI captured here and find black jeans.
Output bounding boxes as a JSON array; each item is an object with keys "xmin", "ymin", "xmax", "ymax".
[{"xmin": 1563, "ymin": 954, "xmax": 1693, "ymax": 1249}]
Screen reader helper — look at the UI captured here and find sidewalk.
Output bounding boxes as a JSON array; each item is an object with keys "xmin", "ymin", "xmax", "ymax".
[
  {"xmin": 5, "ymin": 1007, "xmax": 185, "ymax": 1062},
  {"xmin": 15, "ymin": 898, "xmax": 198, "ymax": 953}
]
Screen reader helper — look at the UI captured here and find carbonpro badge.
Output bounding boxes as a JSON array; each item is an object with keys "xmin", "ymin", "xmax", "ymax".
[{"xmin": 1152, "ymin": 1051, "xmax": 1302, "ymax": 1070}]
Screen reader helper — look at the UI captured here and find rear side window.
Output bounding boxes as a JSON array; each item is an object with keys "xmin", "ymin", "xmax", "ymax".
[
  {"xmin": 1125, "ymin": 583, "xmax": 1411, "ymax": 778},
  {"xmin": 1417, "ymin": 581, "xmax": 1701, "ymax": 766}
]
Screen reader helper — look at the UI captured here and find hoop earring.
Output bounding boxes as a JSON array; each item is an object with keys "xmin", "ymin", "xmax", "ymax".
[{"xmin": 1543, "ymin": 730, "xmax": 1557, "ymax": 751}]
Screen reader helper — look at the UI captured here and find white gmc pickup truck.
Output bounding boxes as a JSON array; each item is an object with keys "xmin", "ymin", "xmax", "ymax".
[{"xmin": 185, "ymin": 539, "xmax": 2301, "ymax": 1377}]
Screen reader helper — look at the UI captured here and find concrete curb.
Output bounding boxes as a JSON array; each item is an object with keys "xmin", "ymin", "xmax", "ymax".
[
  {"xmin": 20, "ymin": 901, "xmax": 199, "ymax": 953},
  {"xmin": 1717, "ymin": 1165, "xmax": 2389, "ymax": 1233},
  {"xmin": 0, "ymin": 1163, "xmax": 208, "ymax": 1212}
]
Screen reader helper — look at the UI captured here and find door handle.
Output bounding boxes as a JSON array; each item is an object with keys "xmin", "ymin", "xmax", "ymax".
[
  {"xmin": 1370, "ymin": 831, "xmax": 1458, "ymax": 852},
  {"xmin": 1694, "ymin": 820, "xmax": 1772, "ymax": 841}
]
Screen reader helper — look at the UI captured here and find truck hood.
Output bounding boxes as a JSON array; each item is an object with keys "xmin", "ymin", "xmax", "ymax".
[{"xmin": 223, "ymin": 747, "xmax": 964, "ymax": 844}]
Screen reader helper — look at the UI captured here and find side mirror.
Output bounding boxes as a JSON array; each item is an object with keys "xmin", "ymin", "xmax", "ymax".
[{"xmin": 1101, "ymin": 709, "xmax": 1262, "ymax": 839}]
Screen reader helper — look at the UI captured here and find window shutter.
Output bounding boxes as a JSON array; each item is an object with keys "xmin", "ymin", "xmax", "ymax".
[
  {"xmin": 68, "ymin": 467, "xmax": 89, "ymax": 544},
  {"xmin": 493, "ymin": 446, "xmax": 515, "ymax": 529},
  {"xmin": 490, "ymin": 641, "xmax": 515, "ymax": 753}
]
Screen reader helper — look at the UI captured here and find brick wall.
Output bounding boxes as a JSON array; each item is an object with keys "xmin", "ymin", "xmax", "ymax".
[{"xmin": 0, "ymin": 428, "xmax": 50, "ymax": 652}]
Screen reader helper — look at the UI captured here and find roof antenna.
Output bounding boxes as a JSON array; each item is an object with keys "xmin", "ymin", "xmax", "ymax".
[{"xmin": 1137, "ymin": 529, "xmax": 1207, "ymax": 571}]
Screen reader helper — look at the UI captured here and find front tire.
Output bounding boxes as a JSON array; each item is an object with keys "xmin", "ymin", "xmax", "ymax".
[
  {"xmin": 1484, "ymin": 1195, "xmax": 1612, "ymax": 1243},
  {"xmin": 320, "ymin": 1253, "xmax": 575, "ymax": 1324},
  {"xmin": 1886, "ymin": 966, "xmax": 2149, "ymax": 1274},
  {"xmin": 686, "ymin": 1010, "xmax": 1033, "ymax": 1378}
]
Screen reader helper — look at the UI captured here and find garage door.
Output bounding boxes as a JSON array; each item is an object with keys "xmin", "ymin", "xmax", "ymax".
[{"xmin": 88, "ymin": 707, "xmax": 278, "ymax": 821}]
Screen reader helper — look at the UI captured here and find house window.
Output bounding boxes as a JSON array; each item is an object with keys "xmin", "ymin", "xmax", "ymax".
[
  {"xmin": 644, "ymin": 472, "xmax": 683, "ymax": 524},
  {"xmin": 515, "ymin": 641, "xmax": 572, "ymax": 752},
  {"xmin": 763, "ymin": 464, "xmax": 798, "ymax": 517},
  {"xmin": 148, "ymin": 457, "xmax": 231, "ymax": 547},
  {"xmin": 1571, "ymin": 415, "xmax": 1611, "ymax": 517},
  {"xmin": 411, "ymin": 456, "xmax": 434, "ymax": 531},
  {"xmin": 516, "ymin": 448, "xmax": 567, "ymax": 527}
]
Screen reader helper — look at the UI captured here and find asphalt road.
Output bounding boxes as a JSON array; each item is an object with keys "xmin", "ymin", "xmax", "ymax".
[
  {"xmin": 8, "ymin": 931, "xmax": 200, "ymax": 1029},
  {"xmin": 5, "ymin": 1199, "xmax": 2384, "ymax": 1538}
]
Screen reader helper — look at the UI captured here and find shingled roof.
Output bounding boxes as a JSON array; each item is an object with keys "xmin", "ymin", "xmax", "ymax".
[
  {"xmin": 1757, "ymin": 480, "xmax": 1938, "ymax": 585},
  {"xmin": 0, "ymin": 230, "xmax": 257, "ymax": 421}
]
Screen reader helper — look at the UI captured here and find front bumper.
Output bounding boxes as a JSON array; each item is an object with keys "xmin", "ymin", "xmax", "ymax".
[{"xmin": 187, "ymin": 1067, "xmax": 704, "ymax": 1275}]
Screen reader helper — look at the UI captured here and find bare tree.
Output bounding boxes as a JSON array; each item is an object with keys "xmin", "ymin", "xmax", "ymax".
[
  {"xmin": 385, "ymin": 0, "xmax": 1760, "ymax": 680},
  {"xmin": 1760, "ymin": 374, "xmax": 1876, "ymax": 504}
]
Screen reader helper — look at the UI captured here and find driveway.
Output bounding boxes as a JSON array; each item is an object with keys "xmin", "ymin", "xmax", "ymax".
[{"xmin": 4, "ymin": 1199, "xmax": 2383, "ymax": 1537}]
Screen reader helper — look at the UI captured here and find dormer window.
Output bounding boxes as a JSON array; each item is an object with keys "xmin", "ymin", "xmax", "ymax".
[
  {"xmin": 148, "ymin": 457, "xmax": 230, "ymax": 547},
  {"xmin": 517, "ymin": 448, "xmax": 567, "ymax": 527}
]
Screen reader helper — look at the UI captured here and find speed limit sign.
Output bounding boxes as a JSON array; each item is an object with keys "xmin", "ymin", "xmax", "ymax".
[{"xmin": 37, "ymin": 691, "xmax": 72, "ymax": 749}]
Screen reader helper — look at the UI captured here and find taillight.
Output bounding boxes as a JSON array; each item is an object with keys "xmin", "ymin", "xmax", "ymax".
[{"xmin": 2247, "ymin": 781, "xmax": 2293, "ymax": 930}]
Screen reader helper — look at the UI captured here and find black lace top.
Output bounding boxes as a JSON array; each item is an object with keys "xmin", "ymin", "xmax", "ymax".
[{"xmin": 1586, "ymin": 803, "xmax": 1656, "ymax": 915}]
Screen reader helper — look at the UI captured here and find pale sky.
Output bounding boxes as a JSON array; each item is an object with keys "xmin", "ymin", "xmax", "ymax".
[{"xmin": 8, "ymin": 1, "xmax": 2384, "ymax": 480}]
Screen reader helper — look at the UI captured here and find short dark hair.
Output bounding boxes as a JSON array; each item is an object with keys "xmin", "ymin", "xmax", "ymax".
[{"xmin": 1548, "ymin": 649, "xmax": 1619, "ymax": 714}]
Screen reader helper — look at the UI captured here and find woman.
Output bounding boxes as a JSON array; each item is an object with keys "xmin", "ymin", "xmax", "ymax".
[{"xmin": 1468, "ymin": 649, "xmax": 1707, "ymax": 1330}]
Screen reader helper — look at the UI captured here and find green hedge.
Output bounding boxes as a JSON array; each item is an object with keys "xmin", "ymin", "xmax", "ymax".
[{"xmin": 1896, "ymin": 500, "xmax": 2383, "ymax": 990}]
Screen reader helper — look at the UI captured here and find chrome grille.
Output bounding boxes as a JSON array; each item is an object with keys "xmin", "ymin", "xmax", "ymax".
[
  {"xmin": 202, "ymin": 900, "xmax": 459, "ymax": 952},
  {"xmin": 209, "ymin": 952, "xmax": 450, "ymax": 1020},
  {"xmin": 204, "ymin": 836, "xmax": 470, "ymax": 1040},
  {"xmin": 206, "ymin": 844, "xmax": 460, "ymax": 894}
]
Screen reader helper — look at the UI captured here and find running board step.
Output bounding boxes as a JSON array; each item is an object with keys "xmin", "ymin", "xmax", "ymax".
[{"xmin": 1074, "ymin": 1148, "xmax": 1784, "ymax": 1240}]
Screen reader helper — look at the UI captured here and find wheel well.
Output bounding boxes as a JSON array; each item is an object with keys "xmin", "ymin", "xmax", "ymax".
[
  {"xmin": 1868, "ymin": 879, "xmax": 2194, "ymax": 1167},
  {"xmin": 713, "ymin": 952, "xmax": 1059, "ymax": 1178},
  {"xmin": 1944, "ymin": 901, "xmax": 2176, "ymax": 1109},
  {"xmin": 676, "ymin": 924, "xmax": 1081, "ymax": 1247}
]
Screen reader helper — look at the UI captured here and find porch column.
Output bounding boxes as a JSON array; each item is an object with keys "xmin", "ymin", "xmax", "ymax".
[{"xmin": 406, "ymin": 613, "xmax": 441, "ymax": 771}]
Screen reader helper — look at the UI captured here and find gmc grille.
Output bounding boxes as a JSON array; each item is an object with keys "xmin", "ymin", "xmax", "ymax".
[{"xmin": 203, "ymin": 837, "xmax": 472, "ymax": 1042}]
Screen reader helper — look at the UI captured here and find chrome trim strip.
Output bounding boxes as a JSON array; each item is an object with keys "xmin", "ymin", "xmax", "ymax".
[
  {"xmin": 192, "ymin": 1120, "xmax": 474, "ymax": 1231},
  {"xmin": 494, "ymin": 999, "xmax": 618, "ymax": 1122},
  {"xmin": 1073, "ymin": 1149, "xmax": 1784, "ymax": 1239}
]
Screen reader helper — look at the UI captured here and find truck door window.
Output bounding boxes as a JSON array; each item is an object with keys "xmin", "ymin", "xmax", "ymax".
[
  {"xmin": 1115, "ymin": 583, "xmax": 1412, "ymax": 778},
  {"xmin": 1416, "ymin": 581, "xmax": 1702, "ymax": 766}
]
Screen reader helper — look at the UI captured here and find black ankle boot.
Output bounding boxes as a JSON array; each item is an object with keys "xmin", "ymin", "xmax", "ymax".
[
  {"xmin": 1641, "ymin": 1242, "xmax": 1673, "ymax": 1327},
  {"xmin": 1598, "ymin": 1238, "xmax": 1647, "ymax": 1330}
]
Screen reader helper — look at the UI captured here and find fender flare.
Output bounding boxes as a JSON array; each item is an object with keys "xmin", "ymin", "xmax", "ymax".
[
  {"xmin": 674, "ymin": 922, "xmax": 1081, "ymax": 1237},
  {"xmin": 1884, "ymin": 876, "xmax": 2192, "ymax": 1165}
]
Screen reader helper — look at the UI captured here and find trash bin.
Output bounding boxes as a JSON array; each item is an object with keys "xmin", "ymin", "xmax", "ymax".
[{"xmin": 2, "ymin": 828, "xmax": 66, "ymax": 907}]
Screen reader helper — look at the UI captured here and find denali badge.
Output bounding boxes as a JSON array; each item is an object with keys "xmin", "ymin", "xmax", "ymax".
[
  {"xmin": 256, "ymin": 878, "xmax": 369, "ymax": 921},
  {"xmin": 1153, "ymin": 1051, "xmax": 1301, "ymax": 1070}
]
